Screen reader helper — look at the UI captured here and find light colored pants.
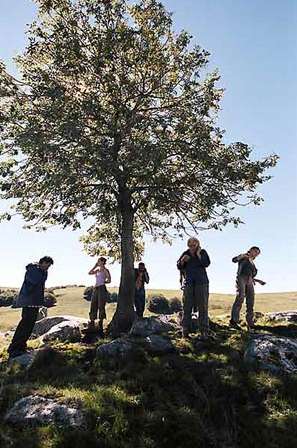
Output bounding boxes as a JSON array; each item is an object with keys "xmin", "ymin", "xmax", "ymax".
[
  {"xmin": 231, "ymin": 275, "xmax": 255, "ymax": 326},
  {"xmin": 182, "ymin": 283, "xmax": 209, "ymax": 334}
]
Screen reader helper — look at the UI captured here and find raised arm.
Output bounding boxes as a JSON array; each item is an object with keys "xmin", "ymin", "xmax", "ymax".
[
  {"xmin": 232, "ymin": 254, "xmax": 248, "ymax": 263},
  {"xmin": 88, "ymin": 263, "xmax": 98, "ymax": 275},
  {"xmin": 105, "ymin": 269, "xmax": 111, "ymax": 284},
  {"xmin": 177, "ymin": 252, "xmax": 189, "ymax": 270}
]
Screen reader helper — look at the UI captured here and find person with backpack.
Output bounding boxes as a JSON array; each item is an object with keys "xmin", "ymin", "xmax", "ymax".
[
  {"xmin": 177, "ymin": 237, "xmax": 211, "ymax": 339},
  {"xmin": 87, "ymin": 257, "xmax": 111, "ymax": 335},
  {"xmin": 229, "ymin": 246, "xmax": 266, "ymax": 330},
  {"xmin": 8, "ymin": 256, "xmax": 54, "ymax": 359},
  {"xmin": 134, "ymin": 262, "xmax": 150, "ymax": 318}
]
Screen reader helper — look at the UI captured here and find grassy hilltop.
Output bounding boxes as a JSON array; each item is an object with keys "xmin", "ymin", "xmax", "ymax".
[
  {"xmin": 0, "ymin": 286, "xmax": 296, "ymax": 332},
  {"xmin": 0, "ymin": 287, "xmax": 297, "ymax": 448}
]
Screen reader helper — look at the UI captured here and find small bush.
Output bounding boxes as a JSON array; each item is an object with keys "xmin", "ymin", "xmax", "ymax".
[
  {"xmin": 108, "ymin": 292, "xmax": 118, "ymax": 303},
  {"xmin": 83, "ymin": 287, "xmax": 116, "ymax": 303},
  {"xmin": 83, "ymin": 286, "xmax": 93, "ymax": 301},
  {"xmin": 44, "ymin": 292, "xmax": 57, "ymax": 308},
  {"xmin": 169, "ymin": 297, "xmax": 182, "ymax": 313},
  {"xmin": 147, "ymin": 295, "xmax": 171, "ymax": 314},
  {"xmin": 0, "ymin": 289, "xmax": 18, "ymax": 307}
]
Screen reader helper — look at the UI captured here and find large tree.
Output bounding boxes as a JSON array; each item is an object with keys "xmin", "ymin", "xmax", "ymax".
[{"xmin": 0, "ymin": 0, "xmax": 277, "ymax": 335}]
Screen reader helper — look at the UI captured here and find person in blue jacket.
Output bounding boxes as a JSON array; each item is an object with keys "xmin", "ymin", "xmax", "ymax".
[
  {"xmin": 177, "ymin": 237, "xmax": 211, "ymax": 339},
  {"xmin": 8, "ymin": 256, "xmax": 54, "ymax": 359}
]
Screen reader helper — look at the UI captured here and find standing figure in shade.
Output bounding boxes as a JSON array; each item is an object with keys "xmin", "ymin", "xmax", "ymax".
[
  {"xmin": 230, "ymin": 246, "xmax": 266, "ymax": 330},
  {"xmin": 8, "ymin": 256, "xmax": 54, "ymax": 359},
  {"xmin": 88, "ymin": 257, "xmax": 111, "ymax": 335},
  {"xmin": 134, "ymin": 262, "xmax": 150, "ymax": 318},
  {"xmin": 177, "ymin": 237, "xmax": 211, "ymax": 339}
]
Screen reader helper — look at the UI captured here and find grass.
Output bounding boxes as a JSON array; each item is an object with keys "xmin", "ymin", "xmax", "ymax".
[
  {"xmin": 1, "ymin": 286, "xmax": 296, "ymax": 332},
  {"xmin": 1, "ymin": 314, "xmax": 297, "ymax": 447},
  {"xmin": 1, "ymin": 287, "xmax": 297, "ymax": 447}
]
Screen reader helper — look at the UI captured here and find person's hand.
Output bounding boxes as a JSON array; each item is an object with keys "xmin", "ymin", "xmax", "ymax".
[
  {"xmin": 196, "ymin": 247, "xmax": 202, "ymax": 257},
  {"xmin": 181, "ymin": 255, "xmax": 190, "ymax": 263},
  {"xmin": 259, "ymin": 280, "xmax": 266, "ymax": 286}
]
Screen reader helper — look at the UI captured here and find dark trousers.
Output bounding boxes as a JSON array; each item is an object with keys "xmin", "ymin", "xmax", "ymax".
[
  {"xmin": 182, "ymin": 283, "xmax": 209, "ymax": 334},
  {"xmin": 8, "ymin": 307, "xmax": 39, "ymax": 356},
  {"xmin": 89, "ymin": 285, "xmax": 107, "ymax": 322},
  {"xmin": 135, "ymin": 288, "xmax": 146, "ymax": 318}
]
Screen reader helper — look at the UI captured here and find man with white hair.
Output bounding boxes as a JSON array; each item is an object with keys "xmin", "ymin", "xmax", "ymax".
[{"xmin": 177, "ymin": 237, "xmax": 211, "ymax": 339}]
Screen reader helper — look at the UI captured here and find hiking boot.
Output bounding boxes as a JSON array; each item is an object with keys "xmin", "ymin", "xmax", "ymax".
[{"xmin": 229, "ymin": 320, "xmax": 241, "ymax": 330}]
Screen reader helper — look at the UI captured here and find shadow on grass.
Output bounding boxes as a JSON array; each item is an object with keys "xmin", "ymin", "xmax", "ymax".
[
  {"xmin": 1, "ymin": 320, "xmax": 297, "ymax": 448},
  {"xmin": 255, "ymin": 324, "xmax": 297, "ymax": 339}
]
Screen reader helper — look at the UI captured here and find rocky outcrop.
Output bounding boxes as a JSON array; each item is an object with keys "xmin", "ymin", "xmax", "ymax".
[
  {"xmin": 130, "ymin": 315, "xmax": 181, "ymax": 337},
  {"xmin": 8, "ymin": 351, "xmax": 38, "ymax": 368},
  {"xmin": 266, "ymin": 311, "xmax": 297, "ymax": 323},
  {"xmin": 5, "ymin": 396, "xmax": 84, "ymax": 427},
  {"xmin": 143, "ymin": 335, "xmax": 175, "ymax": 355},
  {"xmin": 32, "ymin": 315, "xmax": 88, "ymax": 337},
  {"xmin": 244, "ymin": 334, "xmax": 297, "ymax": 374},
  {"xmin": 32, "ymin": 315, "xmax": 88, "ymax": 342},
  {"xmin": 41, "ymin": 320, "xmax": 85, "ymax": 343},
  {"xmin": 97, "ymin": 338, "xmax": 137, "ymax": 360}
]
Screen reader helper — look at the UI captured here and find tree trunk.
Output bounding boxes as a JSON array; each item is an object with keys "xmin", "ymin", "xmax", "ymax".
[{"xmin": 108, "ymin": 191, "xmax": 136, "ymax": 337}]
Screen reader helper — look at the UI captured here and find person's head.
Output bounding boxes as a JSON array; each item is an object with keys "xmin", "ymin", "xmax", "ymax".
[
  {"xmin": 138, "ymin": 262, "xmax": 145, "ymax": 271},
  {"xmin": 39, "ymin": 256, "xmax": 54, "ymax": 271},
  {"xmin": 97, "ymin": 257, "xmax": 107, "ymax": 267},
  {"xmin": 247, "ymin": 247, "xmax": 261, "ymax": 259},
  {"xmin": 187, "ymin": 237, "xmax": 200, "ymax": 253}
]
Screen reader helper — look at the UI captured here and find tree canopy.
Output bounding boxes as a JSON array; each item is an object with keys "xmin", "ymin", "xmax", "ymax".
[{"xmin": 0, "ymin": 0, "xmax": 277, "ymax": 333}]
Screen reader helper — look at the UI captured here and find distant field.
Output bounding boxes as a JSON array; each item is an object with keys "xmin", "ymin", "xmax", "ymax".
[{"xmin": 0, "ymin": 286, "xmax": 297, "ymax": 332}]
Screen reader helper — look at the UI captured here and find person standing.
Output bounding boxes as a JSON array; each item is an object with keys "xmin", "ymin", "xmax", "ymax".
[
  {"xmin": 8, "ymin": 256, "xmax": 54, "ymax": 359},
  {"xmin": 230, "ymin": 246, "xmax": 266, "ymax": 330},
  {"xmin": 134, "ymin": 262, "xmax": 150, "ymax": 318},
  {"xmin": 177, "ymin": 237, "xmax": 211, "ymax": 339},
  {"xmin": 88, "ymin": 257, "xmax": 111, "ymax": 335}
]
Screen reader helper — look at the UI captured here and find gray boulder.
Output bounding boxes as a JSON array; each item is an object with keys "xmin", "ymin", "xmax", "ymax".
[
  {"xmin": 130, "ymin": 315, "xmax": 180, "ymax": 337},
  {"xmin": 97, "ymin": 338, "xmax": 137, "ymax": 360},
  {"xmin": 41, "ymin": 319, "xmax": 88, "ymax": 343},
  {"xmin": 144, "ymin": 335, "xmax": 175, "ymax": 355},
  {"xmin": 266, "ymin": 311, "xmax": 297, "ymax": 323},
  {"xmin": 245, "ymin": 334, "xmax": 297, "ymax": 374},
  {"xmin": 32, "ymin": 316, "xmax": 70, "ymax": 337},
  {"xmin": 32, "ymin": 315, "xmax": 88, "ymax": 340},
  {"xmin": 5, "ymin": 395, "xmax": 84, "ymax": 427},
  {"xmin": 8, "ymin": 350, "xmax": 39, "ymax": 368}
]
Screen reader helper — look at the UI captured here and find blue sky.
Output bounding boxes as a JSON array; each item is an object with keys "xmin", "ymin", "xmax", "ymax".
[{"xmin": 0, "ymin": 0, "xmax": 296, "ymax": 292}]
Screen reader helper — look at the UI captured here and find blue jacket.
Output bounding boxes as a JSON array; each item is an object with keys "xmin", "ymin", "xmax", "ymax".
[{"xmin": 16, "ymin": 263, "xmax": 48, "ymax": 307}]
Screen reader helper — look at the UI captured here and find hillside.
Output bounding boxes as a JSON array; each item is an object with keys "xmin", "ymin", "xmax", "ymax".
[
  {"xmin": 1, "ymin": 286, "xmax": 296, "ymax": 332},
  {"xmin": 1, "ymin": 288, "xmax": 297, "ymax": 448}
]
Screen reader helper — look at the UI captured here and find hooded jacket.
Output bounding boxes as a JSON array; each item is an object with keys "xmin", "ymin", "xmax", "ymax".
[{"xmin": 16, "ymin": 263, "xmax": 48, "ymax": 307}]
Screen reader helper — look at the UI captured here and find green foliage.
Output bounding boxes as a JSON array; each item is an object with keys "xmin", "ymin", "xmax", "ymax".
[
  {"xmin": 147, "ymin": 294, "xmax": 171, "ymax": 314},
  {"xmin": 0, "ymin": 289, "xmax": 17, "ymax": 307},
  {"xmin": 44, "ymin": 292, "xmax": 57, "ymax": 308},
  {"xmin": 147, "ymin": 294, "xmax": 182, "ymax": 314},
  {"xmin": 0, "ymin": 0, "xmax": 277, "ymax": 259}
]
